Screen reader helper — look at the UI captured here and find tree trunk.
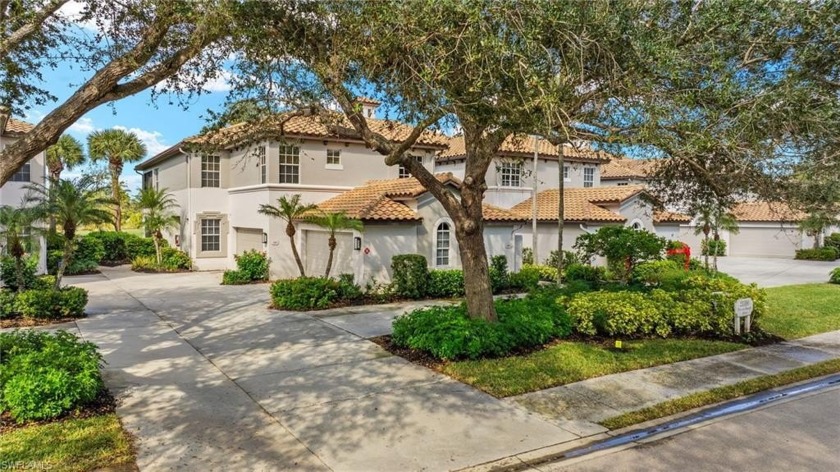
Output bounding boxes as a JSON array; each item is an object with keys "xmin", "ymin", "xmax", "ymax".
[
  {"xmin": 14, "ymin": 255, "xmax": 24, "ymax": 293},
  {"xmin": 48, "ymin": 169, "xmax": 60, "ymax": 233},
  {"xmin": 456, "ymin": 221, "xmax": 498, "ymax": 323},
  {"xmin": 703, "ymin": 234, "xmax": 709, "ymax": 270},
  {"xmin": 324, "ymin": 234, "xmax": 336, "ymax": 278},
  {"xmin": 556, "ymin": 145, "xmax": 565, "ymax": 283},
  {"xmin": 153, "ymin": 235, "xmax": 162, "ymax": 266},
  {"xmin": 110, "ymin": 161, "xmax": 123, "ymax": 232},
  {"xmin": 712, "ymin": 232, "xmax": 719, "ymax": 272},
  {"xmin": 288, "ymin": 223, "xmax": 306, "ymax": 277},
  {"xmin": 55, "ymin": 240, "xmax": 73, "ymax": 289}
]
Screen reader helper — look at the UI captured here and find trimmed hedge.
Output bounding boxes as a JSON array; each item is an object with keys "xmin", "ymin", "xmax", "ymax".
[
  {"xmin": 0, "ymin": 256, "xmax": 38, "ymax": 291},
  {"xmin": 270, "ymin": 276, "xmax": 362, "ymax": 310},
  {"xmin": 701, "ymin": 239, "xmax": 727, "ymax": 256},
  {"xmin": 131, "ymin": 248, "xmax": 191, "ymax": 272},
  {"xmin": 795, "ymin": 247, "xmax": 839, "ymax": 261},
  {"xmin": 428, "ymin": 270, "xmax": 465, "ymax": 298},
  {"xmin": 222, "ymin": 250, "xmax": 269, "ymax": 285},
  {"xmin": 391, "ymin": 254, "xmax": 430, "ymax": 299},
  {"xmin": 0, "ymin": 330, "xmax": 103, "ymax": 422},
  {"xmin": 392, "ymin": 297, "xmax": 573, "ymax": 360},
  {"xmin": 830, "ymin": 267, "xmax": 840, "ymax": 284},
  {"xmin": 13, "ymin": 287, "xmax": 88, "ymax": 319},
  {"xmin": 563, "ymin": 275, "xmax": 766, "ymax": 338}
]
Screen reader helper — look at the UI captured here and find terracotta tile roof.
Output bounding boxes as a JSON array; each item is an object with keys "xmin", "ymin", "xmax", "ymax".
[
  {"xmin": 510, "ymin": 186, "xmax": 647, "ymax": 222},
  {"xmin": 482, "ymin": 203, "xmax": 528, "ymax": 222},
  {"xmin": 601, "ymin": 156, "xmax": 658, "ymax": 180},
  {"xmin": 355, "ymin": 97, "xmax": 381, "ymax": 105},
  {"xmin": 3, "ymin": 118, "xmax": 34, "ymax": 135},
  {"xmin": 732, "ymin": 202, "xmax": 806, "ymax": 222},
  {"xmin": 187, "ymin": 112, "xmax": 448, "ymax": 149},
  {"xmin": 310, "ymin": 173, "xmax": 525, "ymax": 222},
  {"xmin": 438, "ymin": 135, "xmax": 613, "ymax": 163},
  {"xmin": 654, "ymin": 210, "xmax": 692, "ymax": 223}
]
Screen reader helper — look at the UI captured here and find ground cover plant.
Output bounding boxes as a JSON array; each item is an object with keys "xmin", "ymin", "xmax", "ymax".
[{"xmin": 0, "ymin": 333, "xmax": 134, "ymax": 471}]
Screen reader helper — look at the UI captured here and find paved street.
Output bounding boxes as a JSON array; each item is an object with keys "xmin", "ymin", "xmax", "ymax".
[
  {"xmin": 716, "ymin": 256, "xmax": 839, "ymax": 287},
  {"xmin": 549, "ymin": 385, "xmax": 840, "ymax": 472}
]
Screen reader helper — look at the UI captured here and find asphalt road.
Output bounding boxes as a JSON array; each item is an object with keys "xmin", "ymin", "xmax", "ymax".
[{"xmin": 551, "ymin": 386, "xmax": 840, "ymax": 472}]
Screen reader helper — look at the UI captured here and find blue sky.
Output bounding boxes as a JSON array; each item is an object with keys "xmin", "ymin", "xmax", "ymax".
[{"xmin": 24, "ymin": 34, "xmax": 230, "ymax": 191}]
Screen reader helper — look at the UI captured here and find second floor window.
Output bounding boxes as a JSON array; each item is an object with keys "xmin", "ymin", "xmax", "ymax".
[
  {"xmin": 279, "ymin": 145, "xmax": 300, "ymax": 183},
  {"xmin": 399, "ymin": 155, "xmax": 423, "ymax": 178},
  {"xmin": 10, "ymin": 162, "xmax": 30, "ymax": 182},
  {"xmin": 583, "ymin": 167, "xmax": 595, "ymax": 188},
  {"xmin": 202, "ymin": 155, "xmax": 220, "ymax": 188},
  {"xmin": 326, "ymin": 149, "xmax": 341, "ymax": 166},
  {"xmin": 258, "ymin": 146, "xmax": 267, "ymax": 184},
  {"xmin": 500, "ymin": 162, "xmax": 522, "ymax": 187}
]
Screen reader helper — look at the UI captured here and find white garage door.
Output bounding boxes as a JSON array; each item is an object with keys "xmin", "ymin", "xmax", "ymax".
[
  {"xmin": 729, "ymin": 227, "xmax": 802, "ymax": 258},
  {"xmin": 235, "ymin": 227, "xmax": 264, "ymax": 255},
  {"xmin": 304, "ymin": 231, "xmax": 354, "ymax": 277}
]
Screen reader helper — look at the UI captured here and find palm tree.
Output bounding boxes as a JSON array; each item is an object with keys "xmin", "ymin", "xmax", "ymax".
[
  {"xmin": 26, "ymin": 176, "xmax": 113, "ymax": 288},
  {"xmin": 258, "ymin": 194, "xmax": 316, "ymax": 277},
  {"xmin": 693, "ymin": 205, "xmax": 713, "ymax": 270},
  {"xmin": 137, "ymin": 187, "xmax": 180, "ymax": 266},
  {"xmin": 46, "ymin": 135, "xmax": 86, "ymax": 233},
  {"xmin": 46, "ymin": 135, "xmax": 85, "ymax": 182},
  {"xmin": 87, "ymin": 129, "xmax": 147, "ymax": 231},
  {"xmin": 710, "ymin": 207, "xmax": 739, "ymax": 271},
  {"xmin": 310, "ymin": 211, "xmax": 363, "ymax": 277},
  {"xmin": 0, "ymin": 205, "xmax": 41, "ymax": 292}
]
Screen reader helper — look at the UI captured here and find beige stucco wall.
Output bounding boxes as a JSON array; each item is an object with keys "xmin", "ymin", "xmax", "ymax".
[
  {"xmin": 517, "ymin": 222, "xmax": 598, "ymax": 264},
  {"xmin": 416, "ymin": 193, "xmax": 461, "ymax": 269},
  {"xmin": 360, "ymin": 223, "xmax": 419, "ymax": 284}
]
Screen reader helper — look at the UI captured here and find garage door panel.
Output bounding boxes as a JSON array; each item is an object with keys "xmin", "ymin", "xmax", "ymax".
[
  {"xmin": 305, "ymin": 231, "xmax": 354, "ymax": 277},
  {"xmin": 235, "ymin": 228, "xmax": 264, "ymax": 255},
  {"xmin": 729, "ymin": 227, "xmax": 802, "ymax": 258}
]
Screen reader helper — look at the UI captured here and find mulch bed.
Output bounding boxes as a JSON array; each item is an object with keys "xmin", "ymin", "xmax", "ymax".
[
  {"xmin": 0, "ymin": 389, "xmax": 117, "ymax": 434},
  {"xmin": 0, "ymin": 315, "xmax": 84, "ymax": 329},
  {"xmin": 370, "ymin": 335, "xmax": 445, "ymax": 370}
]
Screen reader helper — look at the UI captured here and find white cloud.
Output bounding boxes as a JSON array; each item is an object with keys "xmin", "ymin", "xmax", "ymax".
[
  {"xmin": 57, "ymin": 0, "xmax": 101, "ymax": 32},
  {"xmin": 113, "ymin": 126, "xmax": 169, "ymax": 156},
  {"xmin": 122, "ymin": 173, "xmax": 143, "ymax": 193},
  {"xmin": 202, "ymin": 69, "xmax": 234, "ymax": 93},
  {"xmin": 68, "ymin": 117, "xmax": 96, "ymax": 135}
]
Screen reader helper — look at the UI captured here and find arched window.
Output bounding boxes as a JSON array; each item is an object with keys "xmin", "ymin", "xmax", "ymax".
[
  {"xmin": 630, "ymin": 219, "xmax": 644, "ymax": 231},
  {"xmin": 435, "ymin": 222, "xmax": 451, "ymax": 267}
]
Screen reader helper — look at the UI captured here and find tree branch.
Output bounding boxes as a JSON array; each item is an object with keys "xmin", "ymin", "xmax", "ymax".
[{"xmin": 0, "ymin": 0, "xmax": 68, "ymax": 58}]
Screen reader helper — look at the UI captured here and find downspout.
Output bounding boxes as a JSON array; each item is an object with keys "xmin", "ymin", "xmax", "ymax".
[
  {"xmin": 531, "ymin": 136, "xmax": 539, "ymax": 263},
  {"xmin": 180, "ymin": 147, "xmax": 192, "ymax": 261}
]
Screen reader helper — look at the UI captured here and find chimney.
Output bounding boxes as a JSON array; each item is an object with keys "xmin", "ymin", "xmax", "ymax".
[{"xmin": 355, "ymin": 97, "xmax": 380, "ymax": 119}]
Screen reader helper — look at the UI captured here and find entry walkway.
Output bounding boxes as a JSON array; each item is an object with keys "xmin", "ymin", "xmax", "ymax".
[{"xmin": 69, "ymin": 268, "xmax": 575, "ymax": 471}]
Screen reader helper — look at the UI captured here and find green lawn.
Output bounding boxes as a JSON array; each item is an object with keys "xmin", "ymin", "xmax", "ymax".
[
  {"xmin": 762, "ymin": 284, "xmax": 840, "ymax": 339},
  {"xmin": 441, "ymin": 339, "xmax": 745, "ymax": 397},
  {"xmin": 0, "ymin": 414, "xmax": 135, "ymax": 471}
]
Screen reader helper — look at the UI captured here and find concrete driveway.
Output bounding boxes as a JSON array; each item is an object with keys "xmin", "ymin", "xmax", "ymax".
[
  {"xmin": 715, "ymin": 256, "xmax": 839, "ymax": 287},
  {"xmin": 69, "ymin": 267, "xmax": 578, "ymax": 471}
]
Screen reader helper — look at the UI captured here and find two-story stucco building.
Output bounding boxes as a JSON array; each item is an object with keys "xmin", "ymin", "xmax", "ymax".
[
  {"xmin": 136, "ymin": 100, "xmax": 672, "ymax": 280},
  {"xmin": 0, "ymin": 117, "xmax": 48, "ymax": 272}
]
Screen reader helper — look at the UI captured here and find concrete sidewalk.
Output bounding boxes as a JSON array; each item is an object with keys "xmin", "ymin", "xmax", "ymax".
[
  {"xmin": 508, "ymin": 330, "xmax": 840, "ymax": 430},
  {"xmin": 68, "ymin": 268, "xmax": 577, "ymax": 471}
]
